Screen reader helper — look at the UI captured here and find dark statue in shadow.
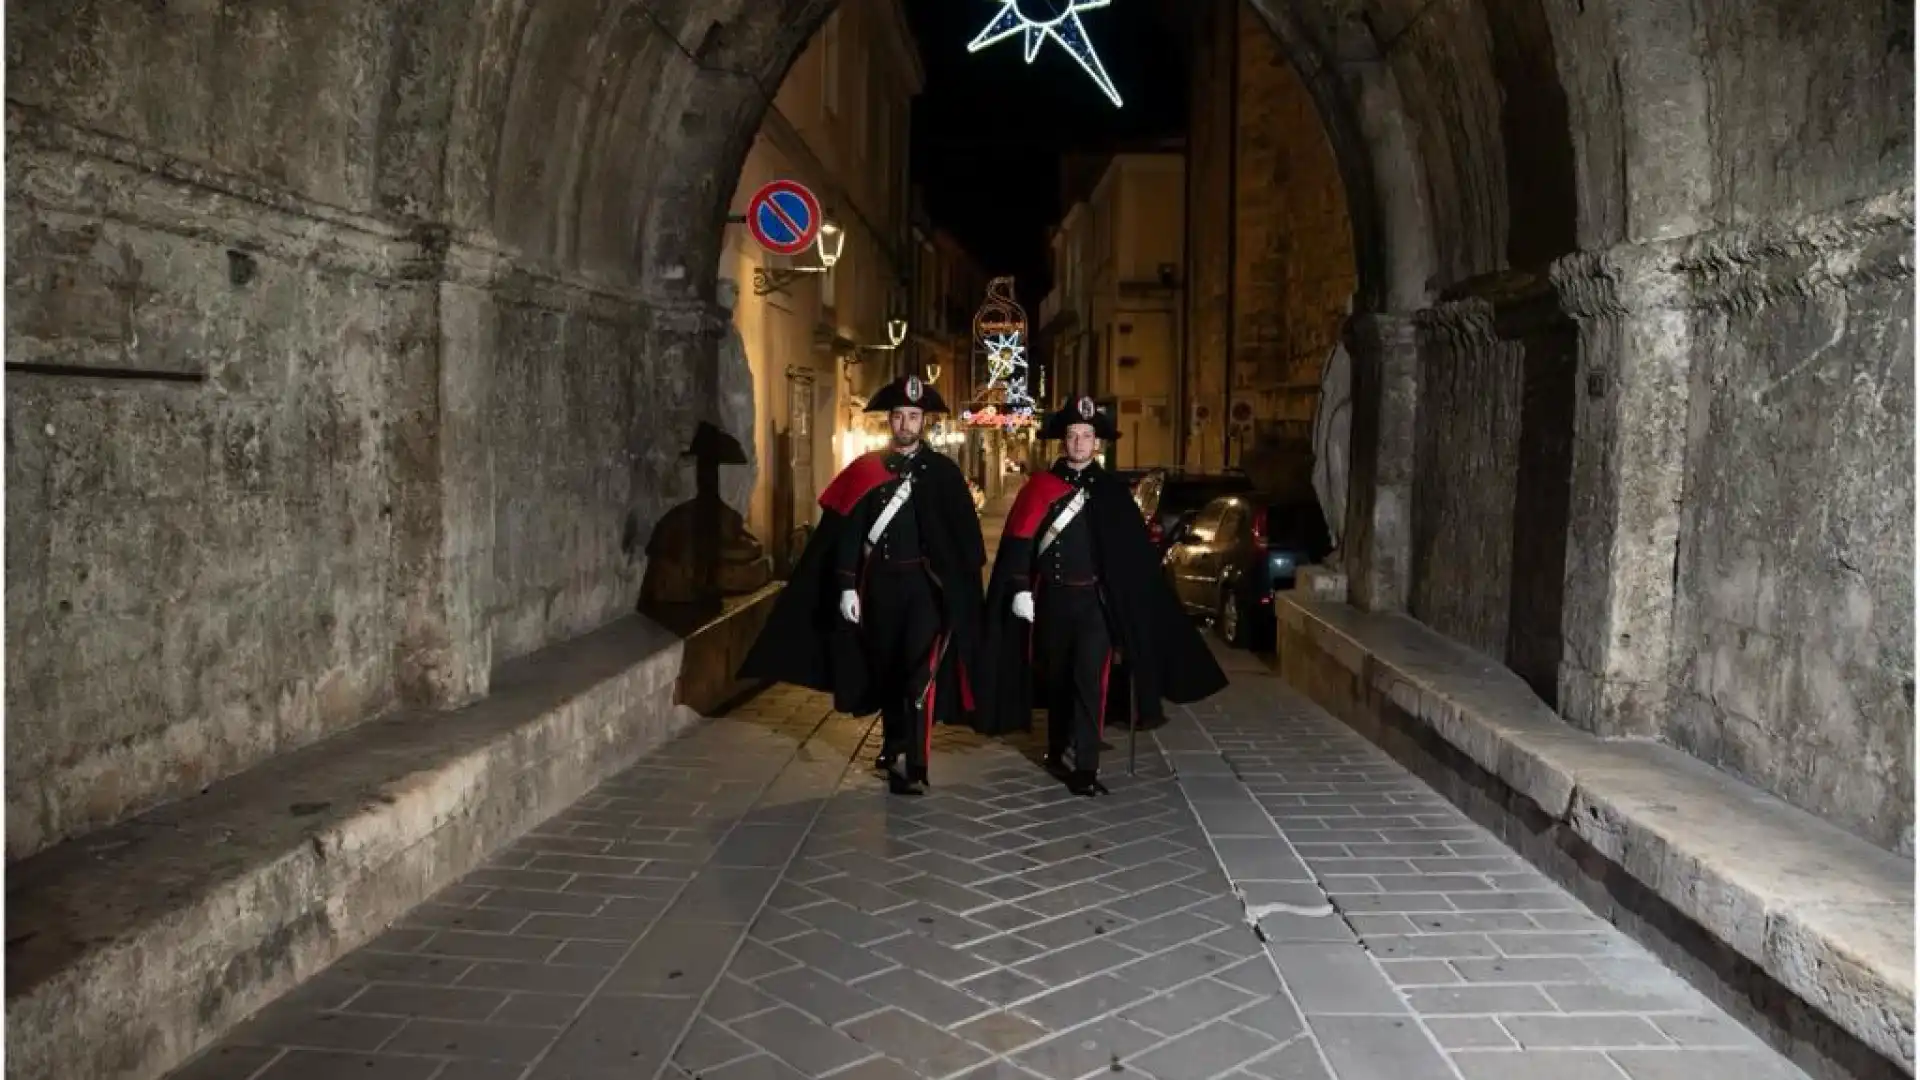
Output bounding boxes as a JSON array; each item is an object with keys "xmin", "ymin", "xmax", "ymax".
[{"xmin": 638, "ymin": 421, "xmax": 773, "ymax": 627}]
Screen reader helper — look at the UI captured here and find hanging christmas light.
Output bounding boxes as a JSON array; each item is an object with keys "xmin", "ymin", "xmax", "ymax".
[
  {"xmin": 964, "ymin": 277, "xmax": 1036, "ymax": 428},
  {"xmin": 968, "ymin": 0, "xmax": 1124, "ymax": 108}
]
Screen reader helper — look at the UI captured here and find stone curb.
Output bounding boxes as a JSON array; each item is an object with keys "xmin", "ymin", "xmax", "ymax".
[
  {"xmin": 1274, "ymin": 593, "xmax": 1916, "ymax": 1075},
  {"xmin": 5, "ymin": 616, "xmax": 702, "ymax": 1080}
]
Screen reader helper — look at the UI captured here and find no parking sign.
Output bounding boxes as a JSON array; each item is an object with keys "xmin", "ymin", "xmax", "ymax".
[{"xmin": 745, "ymin": 179, "xmax": 822, "ymax": 257}]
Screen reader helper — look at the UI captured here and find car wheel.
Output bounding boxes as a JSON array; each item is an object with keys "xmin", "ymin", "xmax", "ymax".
[{"xmin": 1217, "ymin": 587, "xmax": 1247, "ymax": 648}]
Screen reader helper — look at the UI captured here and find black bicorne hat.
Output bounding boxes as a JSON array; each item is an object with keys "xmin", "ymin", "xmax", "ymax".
[
  {"xmin": 1039, "ymin": 394, "xmax": 1121, "ymax": 441},
  {"xmin": 866, "ymin": 374, "xmax": 949, "ymax": 414}
]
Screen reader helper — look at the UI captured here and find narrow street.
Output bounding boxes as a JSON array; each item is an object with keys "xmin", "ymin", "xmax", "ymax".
[
  {"xmin": 10, "ymin": 1, "xmax": 1906, "ymax": 1078},
  {"xmin": 164, "ymin": 490, "xmax": 1814, "ymax": 1080}
]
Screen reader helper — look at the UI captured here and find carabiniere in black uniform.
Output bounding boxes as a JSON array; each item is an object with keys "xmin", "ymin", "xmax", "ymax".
[
  {"xmin": 835, "ymin": 445, "xmax": 945, "ymax": 786},
  {"xmin": 739, "ymin": 374, "xmax": 987, "ymax": 799},
  {"xmin": 1000, "ymin": 460, "xmax": 1113, "ymax": 784},
  {"xmin": 978, "ymin": 394, "xmax": 1228, "ymax": 796}
]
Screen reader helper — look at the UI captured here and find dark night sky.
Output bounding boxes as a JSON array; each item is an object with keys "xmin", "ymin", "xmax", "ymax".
[{"xmin": 901, "ymin": 1, "xmax": 1188, "ymax": 307}]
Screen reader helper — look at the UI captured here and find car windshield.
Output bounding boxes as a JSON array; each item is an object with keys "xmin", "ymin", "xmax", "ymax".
[
  {"xmin": 1164, "ymin": 477, "xmax": 1251, "ymax": 514},
  {"xmin": 1265, "ymin": 501, "xmax": 1331, "ymax": 552}
]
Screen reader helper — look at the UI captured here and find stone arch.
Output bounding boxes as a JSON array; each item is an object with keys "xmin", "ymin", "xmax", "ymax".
[
  {"xmin": 6, "ymin": 0, "xmax": 1906, "ymax": 865},
  {"xmin": 3, "ymin": 0, "xmax": 846, "ymax": 857},
  {"xmin": 636, "ymin": 0, "xmax": 840, "ymax": 303},
  {"xmin": 634, "ymin": 0, "xmax": 1446, "ymax": 316}
]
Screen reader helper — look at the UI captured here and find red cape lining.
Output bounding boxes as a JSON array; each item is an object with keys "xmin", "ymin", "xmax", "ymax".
[
  {"xmin": 1006, "ymin": 471, "xmax": 1073, "ymax": 539},
  {"xmin": 818, "ymin": 452, "xmax": 892, "ymax": 516}
]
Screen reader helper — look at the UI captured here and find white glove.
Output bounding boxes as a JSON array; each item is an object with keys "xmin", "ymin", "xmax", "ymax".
[
  {"xmin": 839, "ymin": 590, "xmax": 861, "ymax": 625},
  {"xmin": 1012, "ymin": 591, "xmax": 1035, "ymax": 622}
]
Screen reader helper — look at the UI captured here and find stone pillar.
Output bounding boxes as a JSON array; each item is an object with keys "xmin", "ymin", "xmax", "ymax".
[
  {"xmin": 1550, "ymin": 244, "xmax": 1690, "ymax": 739},
  {"xmin": 389, "ymin": 277, "xmax": 494, "ymax": 711},
  {"xmin": 1340, "ymin": 311, "xmax": 1418, "ymax": 612}
]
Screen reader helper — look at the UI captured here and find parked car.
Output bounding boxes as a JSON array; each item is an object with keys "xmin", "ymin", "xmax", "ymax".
[
  {"xmin": 1163, "ymin": 494, "xmax": 1333, "ymax": 648},
  {"xmin": 1133, "ymin": 470, "xmax": 1255, "ymax": 551}
]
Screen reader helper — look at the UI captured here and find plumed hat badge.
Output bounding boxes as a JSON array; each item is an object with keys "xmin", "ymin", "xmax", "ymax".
[{"xmin": 906, "ymin": 375, "xmax": 924, "ymax": 404}]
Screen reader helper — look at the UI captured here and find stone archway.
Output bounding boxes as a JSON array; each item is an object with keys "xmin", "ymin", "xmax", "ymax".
[
  {"xmin": 639, "ymin": 0, "xmax": 1914, "ymax": 852},
  {"xmin": 6, "ymin": 0, "xmax": 1909, "ymax": 866}
]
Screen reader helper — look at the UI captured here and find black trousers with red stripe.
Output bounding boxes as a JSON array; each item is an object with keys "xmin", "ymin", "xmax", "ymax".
[
  {"xmin": 1036, "ymin": 584, "xmax": 1113, "ymax": 773},
  {"xmin": 864, "ymin": 564, "xmax": 942, "ymax": 772}
]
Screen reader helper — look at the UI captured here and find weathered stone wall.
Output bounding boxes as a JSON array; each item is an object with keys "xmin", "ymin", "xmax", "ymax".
[
  {"xmin": 2, "ymin": 0, "xmax": 720, "ymax": 860},
  {"xmin": 1182, "ymin": 0, "xmax": 1357, "ymax": 473},
  {"xmin": 473, "ymin": 292, "xmax": 691, "ymax": 667},
  {"xmin": 1234, "ymin": 0, "xmax": 1912, "ymax": 852},
  {"xmin": 1667, "ymin": 247, "xmax": 1914, "ymax": 854},
  {"xmin": 1553, "ymin": 198, "xmax": 1915, "ymax": 854},
  {"xmin": 1405, "ymin": 288, "xmax": 1577, "ymax": 707},
  {"xmin": 5, "ymin": 111, "xmax": 414, "ymax": 860},
  {"xmin": 1407, "ymin": 308, "xmax": 1522, "ymax": 659},
  {"xmin": 1545, "ymin": 0, "xmax": 1916, "ymax": 851}
]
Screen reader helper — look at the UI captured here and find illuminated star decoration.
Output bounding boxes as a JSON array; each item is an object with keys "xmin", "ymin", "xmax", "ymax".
[
  {"xmin": 967, "ymin": 0, "xmax": 1124, "ymax": 109},
  {"xmin": 983, "ymin": 332, "xmax": 1035, "ymax": 412}
]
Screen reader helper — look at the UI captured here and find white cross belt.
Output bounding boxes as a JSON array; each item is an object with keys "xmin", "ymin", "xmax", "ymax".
[
  {"xmin": 1038, "ymin": 489, "xmax": 1086, "ymax": 554},
  {"xmin": 867, "ymin": 476, "xmax": 914, "ymax": 547}
]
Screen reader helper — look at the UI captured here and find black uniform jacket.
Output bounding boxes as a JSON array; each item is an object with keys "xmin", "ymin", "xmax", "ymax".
[
  {"xmin": 975, "ymin": 460, "xmax": 1228, "ymax": 736},
  {"xmin": 739, "ymin": 448, "xmax": 987, "ymax": 721}
]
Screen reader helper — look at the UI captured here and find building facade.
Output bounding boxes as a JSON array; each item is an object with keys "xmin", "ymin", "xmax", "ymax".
[
  {"xmin": 1039, "ymin": 150, "xmax": 1187, "ymax": 471},
  {"xmin": 1183, "ymin": 0, "xmax": 1358, "ymax": 480},
  {"xmin": 722, "ymin": 0, "xmax": 922, "ymax": 565},
  {"xmin": 1037, "ymin": 203, "xmax": 1092, "ymax": 404},
  {"xmin": 904, "ymin": 215, "xmax": 992, "ymax": 481}
]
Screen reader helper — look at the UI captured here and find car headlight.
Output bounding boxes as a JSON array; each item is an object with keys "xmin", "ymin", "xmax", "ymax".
[{"xmin": 1268, "ymin": 553, "xmax": 1295, "ymax": 574}]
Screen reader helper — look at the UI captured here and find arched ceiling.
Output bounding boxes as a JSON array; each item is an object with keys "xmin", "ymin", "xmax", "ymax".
[{"xmin": 10, "ymin": 0, "xmax": 1904, "ymax": 313}]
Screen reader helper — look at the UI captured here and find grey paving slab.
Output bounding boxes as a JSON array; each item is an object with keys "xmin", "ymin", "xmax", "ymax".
[
  {"xmin": 1153, "ymin": 669, "xmax": 1816, "ymax": 1080},
  {"xmin": 164, "ymin": 645, "xmax": 1818, "ymax": 1080}
]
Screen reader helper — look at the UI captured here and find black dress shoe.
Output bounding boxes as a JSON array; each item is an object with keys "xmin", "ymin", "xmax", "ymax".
[
  {"xmin": 874, "ymin": 751, "xmax": 896, "ymax": 772},
  {"xmin": 1067, "ymin": 770, "xmax": 1109, "ymax": 797},
  {"xmin": 887, "ymin": 761, "xmax": 926, "ymax": 796},
  {"xmin": 1042, "ymin": 753, "xmax": 1071, "ymax": 779}
]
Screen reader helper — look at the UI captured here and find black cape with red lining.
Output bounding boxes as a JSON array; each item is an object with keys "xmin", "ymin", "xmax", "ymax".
[
  {"xmin": 738, "ymin": 449, "xmax": 986, "ymax": 723},
  {"xmin": 974, "ymin": 461, "xmax": 1227, "ymax": 737}
]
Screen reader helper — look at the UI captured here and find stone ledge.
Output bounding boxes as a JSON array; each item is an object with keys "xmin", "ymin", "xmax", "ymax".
[
  {"xmin": 1274, "ymin": 593, "xmax": 1915, "ymax": 1075},
  {"xmin": 5, "ymin": 614, "xmax": 700, "ymax": 1080},
  {"xmin": 646, "ymin": 583, "xmax": 783, "ymax": 716},
  {"xmin": 1552, "ymin": 189, "xmax": 1914, "ymax": 318}
]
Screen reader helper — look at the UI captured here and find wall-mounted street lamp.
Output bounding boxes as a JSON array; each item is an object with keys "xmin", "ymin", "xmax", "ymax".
[
  {"xmin": 857, "ymin": 319, "xmax": 910, "ymax": 353},
  {"xmin": 753, "ymin": 221, "xmax": 846, "ymax": 297}
]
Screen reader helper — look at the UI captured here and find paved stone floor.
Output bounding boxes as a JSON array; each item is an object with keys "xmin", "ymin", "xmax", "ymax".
[{"xmin": 166, "ymin": 651, "xmax": 1815, "ymax": 1080}]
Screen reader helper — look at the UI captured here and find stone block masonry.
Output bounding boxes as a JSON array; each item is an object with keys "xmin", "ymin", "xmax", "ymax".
[
  {"xmin": 4, "ymin": 100, "xmax": 715, "ymax": 861},
  {"xmin": 1551, "ymin": 192, "xmax": 1915, "ymax": 853},
  {"xmin": 1334, "ymin": 188, "xmax": 1914, "ymax": 857}
]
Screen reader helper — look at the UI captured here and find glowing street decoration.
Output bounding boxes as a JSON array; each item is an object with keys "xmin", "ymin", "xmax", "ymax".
[
  {"xmin": 961, "ymin": 405, "xmax": 1038, "ymax": 430},
  {"xmin": 967, "ymin": 0, "xmax": 1124, "ymax": 109},
  {"xmin": 969, "ymin": 277, "xmax": 1036, "ymax": 428},
  {"xmin": 983, "ymin": 333, "xmax": 1033, "ymax": 413}
]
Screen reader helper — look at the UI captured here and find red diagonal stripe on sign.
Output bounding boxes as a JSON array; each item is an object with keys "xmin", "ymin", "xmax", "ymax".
[{"xmin": 765, "ymin": 194, "xmax": 805, "ymax": 244}]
